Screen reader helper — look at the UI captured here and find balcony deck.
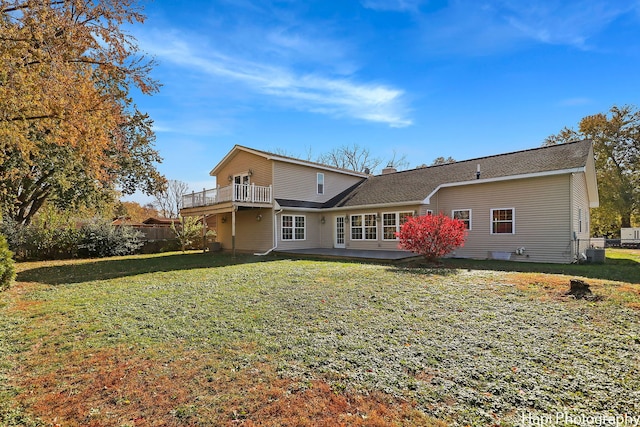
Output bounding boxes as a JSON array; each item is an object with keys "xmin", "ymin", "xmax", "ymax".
[{"xmin": 182, "ymin": 183, "xmax": 272, "ymax": 209}]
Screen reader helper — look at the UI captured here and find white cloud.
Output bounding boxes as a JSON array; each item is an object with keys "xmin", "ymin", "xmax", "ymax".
[
  {"xmin": 361, "ymin": 0, "xmax": 424, "ymax": 12},
  {"xmin": 417, "ymin": 0, "xmax": 639, "ymax": 55},
  {"xmin": 499, "ymin": 1, "xmax": 632, "ymax": 48},
  {"xmin": 141, "ymin": 32, "xmax": 412, "ymax": 127}
]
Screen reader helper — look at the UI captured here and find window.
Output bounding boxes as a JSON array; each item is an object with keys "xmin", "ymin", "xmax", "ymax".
[
  {"xmin": 282, "ymin": 215, "xmax": 305, "ymax": 240},
  {"xmin": 317, "ymin": 173, "xmax": 324, "ymax": 195},
  {"xmin": 382, "ymin": 213, "xmax": 396, "ymax": 240},
  {"xmin": 383, "ymin": 211, "xmax": 414, "ymax": 240},
  {"xmin": 351, "ymin": 213, "xmax": 377, "ymax": 240},
  {"xmin": 491, "ymin": 208, "xmax": 514, "ymax": 234},
  {"xmin": 452, "ymin": 209, "xmax": 471, "ymax": 230}
]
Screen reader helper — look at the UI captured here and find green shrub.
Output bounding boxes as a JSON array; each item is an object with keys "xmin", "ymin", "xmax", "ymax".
[
  {"xmin": 79, "ymin": 219, "xmax": 143, "ymax": 258},
  {"xmin": 0, "ymin": 211, "xmax": 80, "ymax": 260},
  {"xmin": 0, "ymin": 233, "xmax": 16, "ymax": 291},
  {"xmin": 0, "ymin": 219, "xmax": 29, "ymax": 260}
]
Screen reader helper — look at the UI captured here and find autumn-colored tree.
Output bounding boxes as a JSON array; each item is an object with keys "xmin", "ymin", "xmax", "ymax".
[
  {"xmin": 115, "ymin": 201, "xmax": 159, "ymax": 223},
  {"xmin": 171, "ymin": 216, "xmax": 202, "ymax": 251},
  {"xmin": 397, "ymin": 213, "xmax": 467, "ymax": 262},
  {"xmin": 544, "ymin": 105, "xmax": 640, "ymax": 235},
  {"xmin": 0, "ymin": 0, "xmax": 165, "ymax": 224},
  {"xmin": 431, "ymin": 156, "xmax": 456, "ymax": 166}
]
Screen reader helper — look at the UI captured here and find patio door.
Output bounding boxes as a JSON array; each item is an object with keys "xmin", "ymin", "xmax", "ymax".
[
  {"xmin": 334, "ymin": 216, "xmax": 345, "ymax": 248},
  {"xmin": 234, "ymin": 174, "xmax": 250, "ymax": 201}
]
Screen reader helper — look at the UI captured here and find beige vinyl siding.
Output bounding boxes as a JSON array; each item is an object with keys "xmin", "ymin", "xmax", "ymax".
[
  {"xmin": 276, "ymin": 210, "xmax": 324, "ymax": 250},
  {"xmin": 434, "ymin": 174, "xmax": 573, "ymax": 263},
  {"xmin": 341, "ymin": 205, "xmax": 422, "ymax": 250},
  {"xmin": 215, "ymin": 208, "xmax": 273, "ymax": 253},
  {"xmin": 273, "ymin": 162, "xmax": 362, "ymax": 202},
  {"xmin": 215, "ymin": 151, "xmax": 272, "ymax": 187},
  {"xmin": 572, "ymin": 172, "xmax": 592, "ymax": 257}
]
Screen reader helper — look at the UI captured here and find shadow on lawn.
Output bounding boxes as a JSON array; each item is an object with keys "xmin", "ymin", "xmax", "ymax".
[
  {"xmin": 17, "ymin": 251, "xmax": 640, "ymax": 286},
  {"xmin": 17, "ymin": 252, "xmax": 266, "ymax": 285},
  {"xmin": 437, "ymin": 256, "xmax": 640, "ymax": 284}
]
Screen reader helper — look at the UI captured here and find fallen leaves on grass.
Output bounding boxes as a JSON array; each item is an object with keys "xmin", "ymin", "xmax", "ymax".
[
  {"xmin": 14, "ymin": 344, "xmax": 442, "ymax": 427},
  {"xmin": 3, "ymin": 256, "xmax": 640, "ymax": 426}
]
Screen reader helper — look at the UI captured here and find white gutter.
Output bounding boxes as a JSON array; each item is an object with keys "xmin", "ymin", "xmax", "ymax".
[
  {"xmin": 276, "ymin": 169, "xmax": 587, "ymax": 213},
  {"xmin": 422, "ymin": 167, "xmax": 586, "ymax": 204},
  {"xmin": 254, "ymin": 208, "xmax": 283, "ymax": 256},
  {"xmin": 278, "ymin": 200, "xmax": 424, "ymax": 213}
]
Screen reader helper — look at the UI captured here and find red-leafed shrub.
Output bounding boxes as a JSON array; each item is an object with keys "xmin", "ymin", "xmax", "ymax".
[{"xmin": 397, "ymin": 213, "xmax": 467, "ymax": 262}]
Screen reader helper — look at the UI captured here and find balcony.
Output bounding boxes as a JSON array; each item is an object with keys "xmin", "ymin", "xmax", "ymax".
[{"xmin": 182, "ymin": 183, "xmax": 272, "ymax": 209}]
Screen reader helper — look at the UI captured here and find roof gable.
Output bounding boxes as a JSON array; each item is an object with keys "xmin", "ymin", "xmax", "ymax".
[
  {"xmin": 210, "ymin": 145, "xmax": 368, "ymax": 178},
  {"xmin": 334, "ymin": 140, "xmax": 595, "ymax": 208}
]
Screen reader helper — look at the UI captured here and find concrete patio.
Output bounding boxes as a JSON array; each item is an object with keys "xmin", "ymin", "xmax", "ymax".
[{"xmin": 273, "ymin": 248, "xmax": 420, "ymax": 262}]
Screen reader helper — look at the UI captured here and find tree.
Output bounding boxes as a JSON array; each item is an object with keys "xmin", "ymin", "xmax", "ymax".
[
  {"xmin": 397, "ymin": 213, "xmax": 467, "ymax": 262},
  {"xmin": 171, "ymin": 216, "xmax": 202, "ymax": 251},
  {"xmin": 153, "ymin": 180, "xmax": 190, "ymax": 218},
  {"xmin": 386, "ymin": 150, "xmax": 410, "ymax": 171},
  {"xmin": 0, "ymin": 232, "xmax": 16, "ymax": 291},
  {"xmin": 317, "ymin": 144, "xmax": 383, "ymax": 173},
  {"xmin": 544, "ymin": 105, "xmax": 640, "ymax": 234},
  {"xmin": 115, "ymin": 201, "xmax": 159, "ymax": 223},
  {"xmin": 431, "ymin": 156, "xmax": 456, "ymax": 166},
  {"xmin": 0, "ymin": 0, "xmax": 165, "ymax": 224},
  {"xmin": 316, "ymin": 144, "xmax": 410, "ymax": 174}
]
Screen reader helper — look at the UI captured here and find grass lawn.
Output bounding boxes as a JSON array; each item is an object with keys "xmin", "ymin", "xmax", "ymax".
[{"xmin": 1, "ymin": 250, "xmax": 639, "ymax": 426}]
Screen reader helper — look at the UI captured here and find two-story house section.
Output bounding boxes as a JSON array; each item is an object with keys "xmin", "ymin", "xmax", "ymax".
[
  {"xmin": 181, "ymin": 140, "xmax": 599, "ymax": 264},
  {"xmin": 180, "ymin": 145, "xmax": 368, "ymax": 254}
]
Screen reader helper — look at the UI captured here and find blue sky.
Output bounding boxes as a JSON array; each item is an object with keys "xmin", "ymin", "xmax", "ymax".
[{"xmin": 125, "ymin": 0, "xmax": 640, "ymax": 203}]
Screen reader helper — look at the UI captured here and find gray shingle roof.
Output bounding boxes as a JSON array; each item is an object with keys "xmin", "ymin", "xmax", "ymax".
[{"xmin": 333, "ymin": 140, "xmax": 593, "ymax": 208}]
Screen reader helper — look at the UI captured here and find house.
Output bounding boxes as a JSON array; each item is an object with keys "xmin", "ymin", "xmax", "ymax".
[
  {"xmin": 621, "ymin": 228, "xmax": 640, "ymax": 248},
  {"xmin": 180, "ymin": 140, "xmax": 599, "ymax": 263},
  {"xmin": 141, "ymin": 217, "xmax": 180, "ymax": 226}
]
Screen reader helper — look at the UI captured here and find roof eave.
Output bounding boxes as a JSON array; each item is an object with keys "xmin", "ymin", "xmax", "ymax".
[
  {"xmin": 210, "ymin": 145, "xmax": 368, "ymax": 178},
  {"xmin": 422, "ymin": 167, "xmax": 587, "ymax": 204}
]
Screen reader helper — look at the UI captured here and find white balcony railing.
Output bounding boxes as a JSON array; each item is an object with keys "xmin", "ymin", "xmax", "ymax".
[{"xmin": 182, "ymin": 183, "xmax": 272, "ymax": 209}]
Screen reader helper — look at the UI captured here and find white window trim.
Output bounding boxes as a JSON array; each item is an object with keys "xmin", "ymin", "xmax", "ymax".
[
  {"xmin": 317, "ymin": 172, "xmax": 325, "ymax": 195},
  {"xmin": 350, "ymin": 213, "xmax": 378, "ymax": 241},
  {"xmin": 382, "ymin": 211, "xmax": 414, "ymax": 241},
  {"xmin": 282, "ymin": 214, "xmax": 306, "ymax": 241},
  {"xmin": 490, "ymin": 208, "xmax": 515, "ymax": 235},
  {"xmin": 452, "ymin": 209, "xmax": 472, "ymax": 231}
]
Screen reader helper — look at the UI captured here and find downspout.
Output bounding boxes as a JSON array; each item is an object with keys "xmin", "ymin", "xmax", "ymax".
[
  {"xmin": 254, "ymin": 208, "xmax": 283, "ymax": 256},
  {"xmin": 570, "ymin": 173, "xmax": 577, "ymax": 262}
]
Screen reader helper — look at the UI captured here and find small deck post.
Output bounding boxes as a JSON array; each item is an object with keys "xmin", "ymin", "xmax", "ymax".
[{"xmin": 232, "ymin": 208, "xmax": 236, "ymax": 258}]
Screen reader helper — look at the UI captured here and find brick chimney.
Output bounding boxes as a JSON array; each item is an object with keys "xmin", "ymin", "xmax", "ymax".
[{"xmin": 381, "ymin": 163, "xmax": 397, "ymax": 175}]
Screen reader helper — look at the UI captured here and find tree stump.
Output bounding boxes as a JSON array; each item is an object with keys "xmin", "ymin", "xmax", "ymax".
[{"xmin": 566, "ymin": 279, "xmax": 602, "ymax": 301}]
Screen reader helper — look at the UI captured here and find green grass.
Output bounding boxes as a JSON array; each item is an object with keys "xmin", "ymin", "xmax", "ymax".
[
  {"xmin": 1, "ymin": 250, "xmax": 639, "ymax": 426},
  {"xmin": 440, "ymin": 247, "xmax": 640, "ymax": 284}
]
